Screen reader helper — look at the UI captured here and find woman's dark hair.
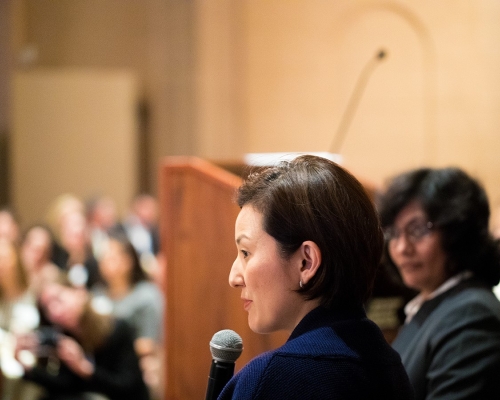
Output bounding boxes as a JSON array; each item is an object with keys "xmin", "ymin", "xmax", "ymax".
[
  {"xmin": 377, "ymin": 167, "xmax": 500, "ymax": 286},
  {"xmin": 107, "ymin": 232, "xmax": 147, "ymax": 285},
  {"xmin": 237, "ymin": 155, "xmax": 384, "ymax": 310}
]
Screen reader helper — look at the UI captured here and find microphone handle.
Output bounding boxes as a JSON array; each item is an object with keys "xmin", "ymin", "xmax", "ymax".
[{"xmin": 205, "ymin": 360, "xmax": 235, "ymax": 400}]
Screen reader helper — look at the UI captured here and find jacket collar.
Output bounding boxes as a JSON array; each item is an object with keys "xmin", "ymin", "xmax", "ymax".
[{"xmin": 288, "ymin": 306, "xmax": 366, "ymax": 342}]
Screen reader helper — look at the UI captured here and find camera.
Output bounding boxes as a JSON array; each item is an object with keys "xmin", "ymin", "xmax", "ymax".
[{"xmin": 36, "ymin": 326, "xmax": 60, "ymax": 349}]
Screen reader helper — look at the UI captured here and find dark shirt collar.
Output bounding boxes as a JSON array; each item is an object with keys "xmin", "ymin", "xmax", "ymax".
[{"xmin": 288, "ymin": 306, "xmax": 366, "ymax": 342}]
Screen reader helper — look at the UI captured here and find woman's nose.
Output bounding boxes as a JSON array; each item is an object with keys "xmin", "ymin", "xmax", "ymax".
[
  {"xmin": 229, "ymin": 258, "xmax": 244, "ymax": 288},
  {"xmin": 391, "ymin": 234, "xmax": 414, "ymax": 255}
]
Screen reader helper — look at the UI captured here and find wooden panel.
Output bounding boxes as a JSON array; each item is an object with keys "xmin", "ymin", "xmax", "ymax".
[{"xmin": 159, "ymin": 157, "xmax": 287, "ymax": 400}]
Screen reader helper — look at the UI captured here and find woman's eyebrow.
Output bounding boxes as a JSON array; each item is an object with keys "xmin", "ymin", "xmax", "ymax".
[{"xmin": 236, "ymin": 234, "xmax": 249, "ymax": 245}]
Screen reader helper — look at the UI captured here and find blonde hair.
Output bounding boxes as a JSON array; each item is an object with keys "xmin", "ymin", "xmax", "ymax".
[
  {"xmin": 0, "ymin": 239, "xmax": 28, "ymax": 300},
  {"xmin": 44, "ymin": 194, "xmax": 85, "ymax": 243}
]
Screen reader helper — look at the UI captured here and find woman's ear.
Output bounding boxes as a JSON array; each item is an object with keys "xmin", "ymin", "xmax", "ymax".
[{"xmin": 298, "ymin": 241, "xmax": 322, "ymax": 285}]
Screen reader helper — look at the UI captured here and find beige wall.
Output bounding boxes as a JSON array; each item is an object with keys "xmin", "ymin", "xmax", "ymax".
[
  {"xmin": 192, "ymin": 0, "xmax": 500, "ymax": 207},
  {"xmin": 237, "ymin": 1, "xmax": 500, "ymax": 206},
  {"xmin": 6, "ymin": 0, "xmax": 500, "ymax": 220},
  {"xmin": 11, "ymin": 69, "xmax": 138, "ymax": 226},
  {"xmin": 0, "ymin": 0, "xmax": 15, "ymax": 206},
  {"xmin": 15, "ymin": 0, "xmax": 197, "ymax": 193}
]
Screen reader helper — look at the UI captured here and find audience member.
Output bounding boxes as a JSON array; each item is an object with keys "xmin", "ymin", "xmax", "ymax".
[
  {"xmin": 378, "ymin": 167, "xmax": 500, "ymax": 400},
  {"xmin": 21, "ymin": 225, "xmax": 61, "ymax": 296},
  {"xmin": 56, "ymin": 211, "xmax": 102, "ymax": 290},
  {"xmin": 219, "ymin": 155, "xmax": 413, "ymax": 399},
  {"xmin": 0, "ymin": 238, "xmax": 38, "ymax": 333},
  {"xmin": 44, "ymin": 194, "xmax": 85, "ymax": 242},
  {"xmin": 0, "ymin": 238, "xmax": 40, "ymax": 399},
  {"xmin": 15, "ymin": 279, "xmax": 150, "ymax": 400},
  {"xmin": 123, "ymin": 194, "xmax": 160, "ymax": 276},
  {"xmin": 0, "ymin": 208, "xmax": 20, "ymax": 245},
  {"xmin": 44, "ymin": 194, "xmax": 85, "ymax": 270},
  {"xmin": 86, "ymin": 195, "xmax": 125, "ymax": 261},
  {"xmin": 92, "ymin": 233, "xmax": 163, "ymax": 398}
]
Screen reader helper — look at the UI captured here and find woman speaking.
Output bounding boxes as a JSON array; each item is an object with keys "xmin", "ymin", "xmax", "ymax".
[{"xmin": 219, "ymin": 155, "xmax": 413, "ymax": 399}]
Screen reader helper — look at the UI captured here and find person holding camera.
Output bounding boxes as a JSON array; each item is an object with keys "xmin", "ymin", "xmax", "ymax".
[{"xmin": 15, "ymin": 280, "xmax": 149, "ymax": 400}]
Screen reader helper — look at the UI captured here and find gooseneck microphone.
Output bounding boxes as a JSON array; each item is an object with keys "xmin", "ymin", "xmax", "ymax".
[
  {"xmin": 329, "ymin": 48, "xmax": 388, "ymax": 154},
  {"xmin": 205, "ymin": 329, "xmax": 243, "ymax": 400}
]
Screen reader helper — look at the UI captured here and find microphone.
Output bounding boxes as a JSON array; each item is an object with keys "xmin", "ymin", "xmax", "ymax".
[
  {"xmin": 329, "ymin": 48, "xmax": 388, "ymax": 154},
  {"xmin": 205, "ymin": 329, "xmax": 243, "ymax": 400}
]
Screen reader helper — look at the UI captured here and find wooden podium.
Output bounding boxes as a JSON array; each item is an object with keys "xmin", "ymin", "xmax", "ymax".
[{"xmin": 159, "ymin": 157, "xmax": 288, "ymax": 400}]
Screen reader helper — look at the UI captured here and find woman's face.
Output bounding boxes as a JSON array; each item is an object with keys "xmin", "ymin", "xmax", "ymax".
[
  {"xmin": 99, "ymin": 240, "xmax": 132, "ymax": 284},
  {"xmin": 60, "ymin": 212, "xmax": 88, "ymax": 252},
  {"xmin": 388, "ymin": 201, "xmax": 448, "ymax": 297},
  {"xmin": 41, "ymin": 283, "xmax": 86, "ymax": 331},
  {"xmin": 0, "ymin": 211, "xmax": 19, "ymax": 243},
  {"xmin": 229, "ymin": 205, "xmax": 302, "ymax": 334},
  {"xmin": 21, "ymin": 227, "xmax": 51, "ymax": 270}
]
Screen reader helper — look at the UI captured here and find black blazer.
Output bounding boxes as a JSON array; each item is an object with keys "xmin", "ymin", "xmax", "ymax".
[{"xmin": 392, "ymin": 278, "xmax": 500, "ymax": 400}]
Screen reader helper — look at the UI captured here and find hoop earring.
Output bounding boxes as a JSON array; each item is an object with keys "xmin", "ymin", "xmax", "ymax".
[{"xmin": 299, "ymin": 279, "xmax": 303, "ymax": 289}]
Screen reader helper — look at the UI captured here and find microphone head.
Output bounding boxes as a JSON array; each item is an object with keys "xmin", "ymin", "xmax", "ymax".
[
  {"xmin": 377, "ymin": 49, "xmax": 387, "ymax": 60},
  {"xmin": 209, "ymin": 329, "xmax": 243, "ymax": 363}
]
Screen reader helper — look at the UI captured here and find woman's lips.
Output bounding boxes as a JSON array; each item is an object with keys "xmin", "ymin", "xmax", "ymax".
[
  {"xmin": 243, "ymin": 299, "xmax": 252, "ymax": 311},
  {"xmin": 398, "ymin": 261, "xmax": 421, "ymax": 271}
]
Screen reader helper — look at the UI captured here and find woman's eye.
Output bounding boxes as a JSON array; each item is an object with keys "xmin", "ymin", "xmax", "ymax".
[{"xmin": 241, "ymin": 250, "xmax": 249, "ymax": 258}]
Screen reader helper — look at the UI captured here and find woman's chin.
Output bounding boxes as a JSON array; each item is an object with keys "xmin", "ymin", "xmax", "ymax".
[
  {"xmin": 401, "ymin": 275, "xmax": 422, "ymax": 292},
  {"xmin": 248, "ymin": 319, "xmax": 269, "ymax": 335},
  {"xmin": 249, "ymin": 320, "xmax": 281, "ymax": 335},
  {"xmin": 248, "ymin": 321, "xmax": 263, "ymax": 334}
]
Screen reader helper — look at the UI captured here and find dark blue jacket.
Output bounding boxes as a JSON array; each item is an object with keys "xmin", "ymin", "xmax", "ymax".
[{"xmin": 219, "ymin": 306, "xmax": 413, "ymax": 399}]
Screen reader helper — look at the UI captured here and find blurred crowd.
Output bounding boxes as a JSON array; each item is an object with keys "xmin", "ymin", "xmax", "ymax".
[{"xmin": 0, "ymin": 193, "xmax": 164, "ymax": 400}]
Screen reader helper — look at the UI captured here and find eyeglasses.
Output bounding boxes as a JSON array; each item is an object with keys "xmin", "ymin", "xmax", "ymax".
[{"xmin": 384, "ymin": 220, "xmax": 434, "ymax": 244}]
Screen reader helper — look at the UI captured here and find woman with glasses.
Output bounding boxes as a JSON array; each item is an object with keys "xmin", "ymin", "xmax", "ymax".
[{"xmin": 378, "ymin": 167, "xmax": 500, "ymax": 400}]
